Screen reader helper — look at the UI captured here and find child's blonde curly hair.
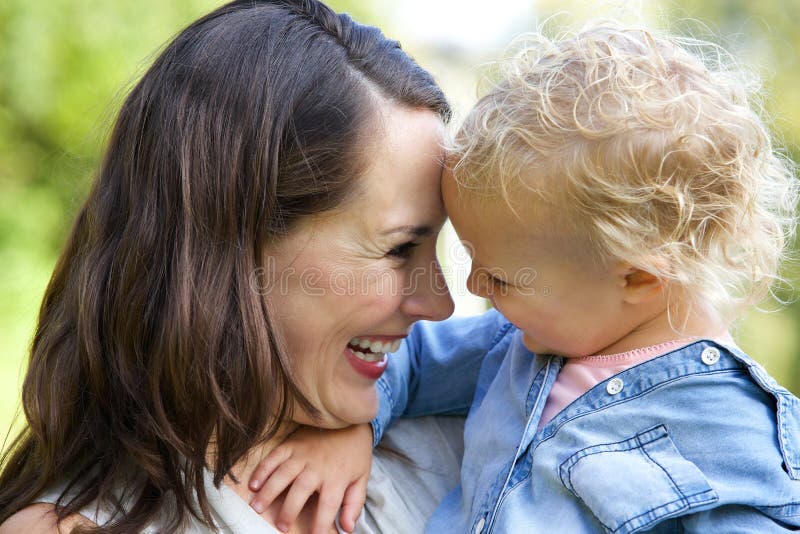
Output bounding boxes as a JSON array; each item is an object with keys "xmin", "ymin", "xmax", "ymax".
[{"xmin": 450, "ymin": 21, "xmax": 799, "ymax": 328}]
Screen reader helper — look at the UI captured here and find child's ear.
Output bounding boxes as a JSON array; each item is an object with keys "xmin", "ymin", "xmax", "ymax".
[{"xmin": 612, "ymin": 262, "xmax": 667, "ymax": 304}]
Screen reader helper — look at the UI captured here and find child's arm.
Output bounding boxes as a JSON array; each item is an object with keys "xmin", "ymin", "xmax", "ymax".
[
  {"xmin": 371, "ymin": 308, "xmax": 510, "ymax": 445},
  {"xmin": 248, "ymin": 424, "xmax": 373, "ymax": 534},
  {"xmin": 682, "ymin": 506, "xmax": 799, "ymax": 532}
]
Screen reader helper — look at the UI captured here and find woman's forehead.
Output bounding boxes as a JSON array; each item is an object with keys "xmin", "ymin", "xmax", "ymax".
[{"xmin": 354, "ymin": 107, "xmax": 446, "ymax": 223}]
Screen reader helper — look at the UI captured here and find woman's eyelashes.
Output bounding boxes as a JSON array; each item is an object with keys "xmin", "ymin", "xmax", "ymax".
[{"xmin": 387, "ymin": 241, "xmax": 421, "ymax": 259}]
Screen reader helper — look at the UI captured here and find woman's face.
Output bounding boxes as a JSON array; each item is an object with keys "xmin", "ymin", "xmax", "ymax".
[{"xmin": 266, "ymin": 106, "xmax": 454, "ymax": 428}]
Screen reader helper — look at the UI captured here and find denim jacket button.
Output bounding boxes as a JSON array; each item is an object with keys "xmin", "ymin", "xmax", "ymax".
[
  {"xmin": 474, "ymin": 517, "xmax": 486, "ymax": 534},
  {"xmin": 701, "ymin": 347, "xmax": 720, "ymax": 365},
  {"xmin": 606, "ymin": 377, "xmax": 624, "ymax": 395}
]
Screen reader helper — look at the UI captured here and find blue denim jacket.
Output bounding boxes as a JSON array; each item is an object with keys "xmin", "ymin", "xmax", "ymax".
[{"xmin": 371, "ymin": 309, "xmax": 800, "ymax": 533}]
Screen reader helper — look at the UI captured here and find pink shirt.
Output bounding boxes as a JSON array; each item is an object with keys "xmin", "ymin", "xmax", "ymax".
[{"xmin": 538, "ymin": 338, "xmax": 699, "ymax": 430}]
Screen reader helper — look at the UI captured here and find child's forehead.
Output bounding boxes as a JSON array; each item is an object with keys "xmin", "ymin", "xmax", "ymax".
[
  {"xmin": 453, "ymin": 181, "xmax": 555, "ymax": 227},
  {"xmin": 453, "ymin": 175, "xmax": 603, "ymax": 257},
  {"xmin": 444, "ymin": 165, "xmax": 578, "ymax": 239},
  {"xmin": 451, "ymin": 186, "xmax": 573, "ymax": 247}
]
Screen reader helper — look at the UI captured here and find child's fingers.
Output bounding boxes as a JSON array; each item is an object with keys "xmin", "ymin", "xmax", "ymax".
[
  {"xmin": 249, "ymin": 446, "xmax": 292, "ymax": 491},
  {"xmin": 249, "ymin": 459, "xmax": 305, "ymax": 514},
  {"xmin": 310, "ymin": 482, "xmax": 348, "ymax": 534},
  {"xmin": 338, "ymin": 476, "xmax": 368, "ymax": 532},
  {"xmin": 274, "ymin": 471, "xmax": 320, "ymax": 533}
]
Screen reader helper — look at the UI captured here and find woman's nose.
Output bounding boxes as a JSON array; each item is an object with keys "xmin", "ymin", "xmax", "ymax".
[{"xmin": 400, "ymin": 259, "xmax": 454, "ymax": 321}]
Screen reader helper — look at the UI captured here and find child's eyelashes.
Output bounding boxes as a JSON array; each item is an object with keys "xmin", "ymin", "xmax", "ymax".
[
  {"xmin": 488, "ymin": 273, "xmax": 510, "ymax": 288},
  {"xmin": 387, "ymin": 241, "xmax": 421, "ymax": 259},
  {"xmin": 472, "ymin": 269, "xmax": 513, "ymax": 293},
  {"xmin": 482, "ymin": 272, "xmax": 511, "ymax": 289}
]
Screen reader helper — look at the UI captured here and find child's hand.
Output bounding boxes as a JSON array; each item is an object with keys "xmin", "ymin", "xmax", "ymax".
[{"xmin": 248, "ymin": 423, "xmax": 373, "ymax": 534}]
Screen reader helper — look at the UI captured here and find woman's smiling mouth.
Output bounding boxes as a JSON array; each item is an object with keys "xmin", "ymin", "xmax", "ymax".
[
  {"xmin": 348, "ymin": 336, "xmax": 403, "ymax": 358},
  {"xmin": 344, "ymin": 336, "xmax": 404, "ymax": 379}
]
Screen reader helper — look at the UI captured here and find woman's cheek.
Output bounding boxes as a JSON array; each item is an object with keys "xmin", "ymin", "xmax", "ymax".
[{"xmin": 375, "ymin": 268, "xmax": 405, "ymax": 308}]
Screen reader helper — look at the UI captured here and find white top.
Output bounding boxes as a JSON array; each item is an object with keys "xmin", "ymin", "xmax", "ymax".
[
  {"xmin": 35, "ymin": 469, "xmax": 281, "ymax": 533},
  {"xmin": 33, "ymin": 416, "xmax": 468, "ymax": 533}
]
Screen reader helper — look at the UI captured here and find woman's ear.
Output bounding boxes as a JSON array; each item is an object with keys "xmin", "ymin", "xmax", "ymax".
[{"xmin": 612, "ymin": 261, "xmax": 667, "ymax": 305}]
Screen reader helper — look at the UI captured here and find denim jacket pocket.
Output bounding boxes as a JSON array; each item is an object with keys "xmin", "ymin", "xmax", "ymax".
[{"xmin": 558, "ymin": 425, "xmax": 718, "ymax": 534}]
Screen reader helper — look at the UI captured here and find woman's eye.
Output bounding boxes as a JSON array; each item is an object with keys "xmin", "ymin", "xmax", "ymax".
[{"xmin": 387, "ymin": 241, "xmax": 421, "ymax": 259}]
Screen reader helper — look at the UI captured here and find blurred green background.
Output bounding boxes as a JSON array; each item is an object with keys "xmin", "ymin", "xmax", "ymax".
[{"xmin": 1, "ymin": 0, "xmax": 798, "ymax": 440}]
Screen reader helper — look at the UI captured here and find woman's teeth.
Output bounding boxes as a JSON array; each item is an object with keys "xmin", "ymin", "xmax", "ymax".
[
  {"xmin": 348, "ymin": 337, "xmax": 402, "ymax": 360},
  {"xmin": 351, "ymin": 350, "xmax": 385, "ymax": 362}
]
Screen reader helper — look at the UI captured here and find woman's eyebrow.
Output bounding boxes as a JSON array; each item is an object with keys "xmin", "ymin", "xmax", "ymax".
[{"xmin": 382, "ymin": 225, "xmax": 433, "ymax": 237}]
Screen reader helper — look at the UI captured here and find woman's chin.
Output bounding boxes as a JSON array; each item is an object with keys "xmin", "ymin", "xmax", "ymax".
[
  {"xmin": 294, "ymin": 390, "xmax": 379, "ymax": 429},
  {"xmin": 332, "ymin": 392, "xmax": 379, "ymax": 427}
]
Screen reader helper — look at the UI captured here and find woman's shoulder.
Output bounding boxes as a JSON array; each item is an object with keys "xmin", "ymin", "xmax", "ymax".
[{"xmin": 0, "ymin": 503, "xmax": 97, "ymax": 534}]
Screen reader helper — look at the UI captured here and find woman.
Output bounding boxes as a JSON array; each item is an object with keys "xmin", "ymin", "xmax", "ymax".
[{"xmin": 0, "ymin": 0, "xmax": 455, "ymax": 532}]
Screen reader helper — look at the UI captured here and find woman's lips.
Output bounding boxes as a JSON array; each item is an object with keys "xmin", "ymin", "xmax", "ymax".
[{"xmin": 344, "ymin": 346, "xmax": 388, "ymax": 380}]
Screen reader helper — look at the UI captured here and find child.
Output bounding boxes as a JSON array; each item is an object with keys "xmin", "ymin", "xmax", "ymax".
[{"xmin": 250, "ymin": 22, "xmax": 800, "ymax": 533}]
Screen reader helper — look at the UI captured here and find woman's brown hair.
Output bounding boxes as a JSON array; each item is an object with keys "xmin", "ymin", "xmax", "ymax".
[{"xmin": 0, "ymin": 1, "xmax": 450, "ymax": 531}]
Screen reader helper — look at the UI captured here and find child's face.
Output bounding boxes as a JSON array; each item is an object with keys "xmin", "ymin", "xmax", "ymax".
[{"xmin": 443, "ymin": 172, "xmax": 640, "ymax": 358}]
